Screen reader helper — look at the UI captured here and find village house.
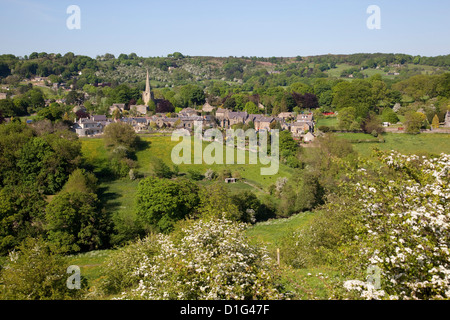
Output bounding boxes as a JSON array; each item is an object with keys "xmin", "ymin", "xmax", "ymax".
[
  {"xmin": 120, "ymin": 117, "xmax": 149, "ymax": 132},
  {"xmin": 303, "ymin": 131, "xmax": 316, "ymax": 143},
  {"xmin": 254, "ymin": 116, "xmax": 274, "ymax": 131},
  {"xmin": 290, "ymin": 122, "xmax": 311, "ymax": 136},
  {"xmin": 228, "ymin": 111, "xmax": 248, "ymax": 127},
  {"xmin": 109, "ymin": 103, "xmax": 126, "ymax": 114},
  {"xmin": 297, "ymin": 113, "xmax": 314, "ymax": 122},
  {"xmin": 246, "ymin": 114, "xmax": 265, "ymax": 125},
  {"xmin": 277, "ymin": 112, "xmax": 295, "ymax": 121},
  {"xmin": 215, "ymin": 107, "xmax": 229, "ymax": 121},
  {"xmin": 130, "ymin": 104, "xmax": 148, "ymax": 116},
  {"xmin": 274, "ymin": 117, "xmax": 290, "ymax": 131},
  {"xmin": 202, "ymin": 102, "xmax": 214, "ymax": 113},
  {"xmin": 179, "ymin": 107, "xmax": 199, "ymax": 117},
  {"xmin": 72, "ymin": 117, "xmax": 104, "ymax": 136}
]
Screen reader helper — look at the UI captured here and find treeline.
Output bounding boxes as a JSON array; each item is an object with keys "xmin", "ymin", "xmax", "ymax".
[
  {"xmin": 305, "ymin": 52, "xmax": 450, "ymax": 68},
  {"xmin": 2, "ymin": 52, "xmax": 450, "ymax": 89}
]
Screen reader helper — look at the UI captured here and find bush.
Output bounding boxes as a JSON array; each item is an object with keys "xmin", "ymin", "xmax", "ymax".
[
  {"xmin": 0, "ymin": 237, "xmax": 86, "ymax": 299},
  {"xmin": 152, "ymin": 158, "xmax": 173, "ymax": 179},
  {"xmin": 187, "ymin": 169, "xmax": 203, "ymax": 181},
  {"xmin": 112, "ymin": 219, "xmax": 285, "ymax": 300},
  {"xmin": 96, "ymin": 235, "xmax": 159, "ymax": 296},
  {"xmin": 103, "ymin": 122, "xmax": 140, "ymax": 152}
]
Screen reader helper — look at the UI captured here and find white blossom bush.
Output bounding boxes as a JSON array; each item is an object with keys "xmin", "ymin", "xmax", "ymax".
[
  {"xmin": 114, "ymin": 218, "xmax": 285, "ymax": 300},
  {"xmin": 337, "ymin": 151, "xmax": 450, "ymax": 300}
]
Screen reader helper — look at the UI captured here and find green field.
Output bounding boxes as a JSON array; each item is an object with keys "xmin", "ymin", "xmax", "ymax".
[
  {"xmin": 82, "ymin": 135, "xmax": 294, "ymax": 187},
  {"xmin": 80, "ymin": 135, "xmax": 294, "ymax": 242},
  {"xmin": 338, "ymin": 132, "xmax": 450, "ymax": 157},
  {"xmin": 246, "ymin": 212, "xmax": 314, "ymax": 255},
  {"xmin": 315, "ymin": 116, "xmax": 338, "ymax": 128}
]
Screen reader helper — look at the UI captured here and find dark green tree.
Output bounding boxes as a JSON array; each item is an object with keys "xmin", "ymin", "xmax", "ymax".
[
  {"xmin": 45, "ymin": 191, "xmax": 108, "ymax": 253},
  {"xmin": 135, "ymin": 177, "xmax": 199, "ymax": 233}
]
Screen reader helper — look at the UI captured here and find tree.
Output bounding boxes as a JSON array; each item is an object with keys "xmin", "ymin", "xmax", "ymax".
[
  {"xmin": 0, "ymin": 99, "xmax": 15, "ymax": 117},
  {"xmin": 230, "ymin": 191, "xmax": 275, "ymax": 223},
  {"xmin": 65, "ymin": 90, "xmax": 85, "ymax": 105},
  {"xmin": 289, "ymin": 82, "xmax": 313, "ymax": 95},
  {"xmin": 244, "ymin": 101, "xmax": 259, "ymax": 114},
  {"xmin": 0, "ymin": 61, "xmax": 11, "ymax": 78},
  {"xmin": 337, "ymin": 107, "xmax": 359, "ymax": 131},
  {"xmin": 404, "ymin": 111, "xmax": 426, "ymax": 134},
  {"xmin": 103, "ymin": 122, "xmax": 140, "ymax": 152},
  {"xmin": 332, "ymin": 80, "xmax": 373, "ymax": 119},
  {"xmin": 360, "ymin": 112, "xmax": 384, "ymax": 135},
  {"xmin": 278, "ymin": 171, "xmax": 325, "ymax": 216},
  {"xmin": 292, "ymin": 92, "xmax": 319, "ymax": 109},
  {"xmin": 178, "ymin": 84, "xmax": 205, "ymax": 107},
  {"xmin": 155, "ymin": 99, "xmax": 174, "ymax": 113},
  {"xmin": 152, "ymin": 158, "xmax": 173, "ymax": 179},
  {"xmin": 300, "ymin": 151, "xmax": 450, "ymax": 299},
  {"xmin": 381, "ymin": 107, "xmax": 399, "ymax": 124},
  {"xmin": 278, "ymin": 130, "xmax": 301, "ymax": 168},
  {"xmin": 36, "ymin": 103, "xmax": 64, "ymax": 122},
  {"xmin": 45, "ymin": 191, "xmax": 108, "ymax": 253},
  {"xmin": 195, "ymin": 183, "xmax": 241, "ymax": 221},
  {"xmin": 431, "ymin": 114, "xmax": 440, "ymax": 129},
  {"xmin": 135, "ymin": 177, "xmax": 199, "ymax": 233},
  {"xmin": 17, "ymin": 136, "xmax": 77, "ymax": 194},
  {"xmin": 62, "ymin": 168, "xmax": 98, "ymax": 194}
]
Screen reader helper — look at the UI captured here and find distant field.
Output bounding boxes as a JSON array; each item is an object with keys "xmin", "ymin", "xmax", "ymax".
[{"xmin": 337, "ymin": 132, "xmax": 450, "ymax": 157}]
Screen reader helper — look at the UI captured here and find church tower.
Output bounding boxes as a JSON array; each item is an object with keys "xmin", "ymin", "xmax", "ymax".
[{"xmin": 142, "ymin": 69, "xmax": 153, "ymax": 105}]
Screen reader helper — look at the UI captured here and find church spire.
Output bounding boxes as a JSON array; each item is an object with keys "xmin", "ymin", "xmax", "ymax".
[
  {"xmin": 145, "ymin": 69, "xmax": 150, "ymax": 93},
  {"xmin": 142, "ymin": 69, "xmax": 153, "ymax": 105}
]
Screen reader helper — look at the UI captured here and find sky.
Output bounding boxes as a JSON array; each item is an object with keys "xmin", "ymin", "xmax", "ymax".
[{"xmin": 1, "ymin": 0, "xmax": 449, "ymax": 58}]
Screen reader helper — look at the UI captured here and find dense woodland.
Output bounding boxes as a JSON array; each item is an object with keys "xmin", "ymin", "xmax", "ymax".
[{"xmin": 0, "ymin": 52, "xmax": 449, "ymax": 300}]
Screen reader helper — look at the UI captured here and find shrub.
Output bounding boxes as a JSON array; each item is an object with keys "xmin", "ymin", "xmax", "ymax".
[
  {"xmin": 103, "ymin": 122, "xmax": 140, "ymax": 152},
  {"xmin": 187, "ymin": 169, "xmax": 203, "ymax": 181},
  {"xmin": 152, "ymin": 158, "xmax": 173, "ymax": 179},
  {"xmin": 0, "ymin": 237, "xmax": 86, "ymax": 299},
  {"xmin": 96, "ymin": 235, "xmax": 159, "ymax": 296},
  {"xmin": 114, "ymin": 219, "xmax": 285, "ymax": 300}
]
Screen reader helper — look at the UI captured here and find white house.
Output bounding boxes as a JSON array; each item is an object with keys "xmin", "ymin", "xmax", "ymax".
[{"xmin": 72, "ymin": 118, "xmax": 104, "ymax": 136}]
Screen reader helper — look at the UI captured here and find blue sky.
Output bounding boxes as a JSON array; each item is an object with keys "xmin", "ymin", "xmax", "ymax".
[{"xmin": 1, "ymin": 0, "xmax": 449, "ymax": 58}]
